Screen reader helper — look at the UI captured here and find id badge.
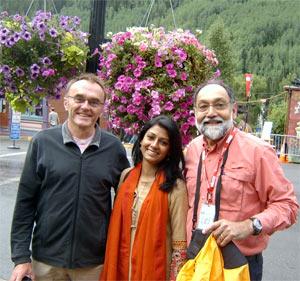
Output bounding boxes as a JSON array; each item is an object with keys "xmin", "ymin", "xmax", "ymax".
[{"xmin": 197, "ymin": 203, "xmax": 216, "ymax": 230}]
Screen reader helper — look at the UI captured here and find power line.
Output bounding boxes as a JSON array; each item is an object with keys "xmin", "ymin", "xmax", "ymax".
[
  {"xmin": 169, "ymin": 0, "xmax": 177, "ymax": 29},
  {"xmin": 237, "ymin": 92, "xmax": 286, "ymax": 104}
]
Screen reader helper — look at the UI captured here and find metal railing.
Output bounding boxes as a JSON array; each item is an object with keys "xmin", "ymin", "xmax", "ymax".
[{"xmin": 252, "ymin": 133, "xmax": 300, "ymax": 162}]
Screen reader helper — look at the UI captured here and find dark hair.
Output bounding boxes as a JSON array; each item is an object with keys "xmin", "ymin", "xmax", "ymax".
[
  {"xmin": 132, "ymin": 115, "xmax": 185, "ymax": 192},
  {"xmin": 65, "ymin": 73, "xmax": 107, "ymax": 100},
  {"xmin": 193, "ymin": 79, "xmax": 235, "ymax": 105}
]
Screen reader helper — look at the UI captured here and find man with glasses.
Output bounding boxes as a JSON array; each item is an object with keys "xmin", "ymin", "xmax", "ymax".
[
  {"xmin": 185, "ymin": 79, "xmax": 298, "ymax": 281},
  {"xmin": 10, "ymin": 73, "xmax": 130, "ymax": 281}
]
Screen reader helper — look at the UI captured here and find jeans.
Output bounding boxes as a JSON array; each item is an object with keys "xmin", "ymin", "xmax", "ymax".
[{"xmin": 246, "ymin": 253, "xmax": 263, "ymax": 281}]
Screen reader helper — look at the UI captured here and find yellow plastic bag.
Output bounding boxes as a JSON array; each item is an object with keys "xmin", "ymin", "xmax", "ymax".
[{"xmin": 177, "ymin": 234, "xmax": 250, "ymax": 281}]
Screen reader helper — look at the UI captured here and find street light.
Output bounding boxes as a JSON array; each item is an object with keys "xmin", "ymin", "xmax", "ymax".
[{"xmin": 86, "ymin": 0, "xmax": 108, "ymax": 73}]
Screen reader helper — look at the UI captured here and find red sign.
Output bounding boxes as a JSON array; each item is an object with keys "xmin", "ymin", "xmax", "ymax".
[
  {"xmin": 287, "ymin": 89, "xmax": 300, "ymax": 136},
  {"xmin": 244, "ymin": 73, "xmax": 253, "ymax": 97}
]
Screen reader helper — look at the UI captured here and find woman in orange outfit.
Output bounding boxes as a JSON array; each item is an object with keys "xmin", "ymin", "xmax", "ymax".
[{"xmin": 100, "ymin": 115, "xmax": 188, "ymax": 280}]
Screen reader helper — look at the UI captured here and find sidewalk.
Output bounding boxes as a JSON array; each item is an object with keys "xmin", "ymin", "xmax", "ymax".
[
  {"xmin": 0, "ymin": 136, "xmax": 30, "ymax": 176},
  {"xmin": 0, "ymin": 135, "xmax": 30, "ymax": 154}
]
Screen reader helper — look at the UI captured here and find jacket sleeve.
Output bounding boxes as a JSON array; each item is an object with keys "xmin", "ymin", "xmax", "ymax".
[{"xmin": 11, "ymin": 138, "xmax": 42, "ymax": 265}]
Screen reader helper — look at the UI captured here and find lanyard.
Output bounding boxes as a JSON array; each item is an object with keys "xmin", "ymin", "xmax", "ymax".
[{"xmin": 202, "ymin": 128, "xmax": 237, "ymax": 204}]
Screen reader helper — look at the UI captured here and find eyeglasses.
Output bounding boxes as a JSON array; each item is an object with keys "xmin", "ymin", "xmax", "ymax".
[
  {"xmin": 195, "ymin": 102, "xmax": 230, "ymax": 112},
  {"xmin": 67, "ymin": 95, "xmax": 104, "ymax": 108}
]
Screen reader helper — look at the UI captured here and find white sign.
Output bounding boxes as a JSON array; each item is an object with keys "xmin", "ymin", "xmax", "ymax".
[
  {"xmin": 294, "ymin": 101, "xmax": 300, "ymax": 114},
  {"xmin": 261, "ymin": 121, "xmax": 273, "ymax": 141}
]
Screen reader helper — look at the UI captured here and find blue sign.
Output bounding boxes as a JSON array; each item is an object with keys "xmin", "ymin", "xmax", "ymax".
[
  {"xmin": 10, "ymin": 123, "xmax": 20, "ymax": 140},
  {"xmin": 10, "ymin": 111, "xmax": 21, "ymax": 140}
]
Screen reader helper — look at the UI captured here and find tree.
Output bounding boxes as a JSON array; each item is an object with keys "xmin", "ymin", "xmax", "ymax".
[
  {"xmin": 232, "ymin": 74, "xmax": 268, "ymax": 128},
  {"xmin": 267, "ymin": 99, "xmax": 287, "ymax": 134},
  {"xmin": 205, "ymin": 17, "xmax": 235, "ymax": 84}
]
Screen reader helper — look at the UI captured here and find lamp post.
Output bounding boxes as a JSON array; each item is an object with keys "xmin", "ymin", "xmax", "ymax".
[{"xmin": 86, "ymin": 0, "xmax": 108, "ymax": 73}]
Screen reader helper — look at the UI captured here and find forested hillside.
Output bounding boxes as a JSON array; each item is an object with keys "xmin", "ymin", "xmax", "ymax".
[
  {"xmin": 1, "ymin": 0, "xmax": 299, "ymax": 131},
  {"xmin": 106, "ymin": 0, "xmax": 300, "ymax": 94}
]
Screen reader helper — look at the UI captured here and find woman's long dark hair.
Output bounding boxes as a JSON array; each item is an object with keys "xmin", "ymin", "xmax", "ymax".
[{"xmin": 132, "ymin": 115, "xmax": 185, "ymax": 192}]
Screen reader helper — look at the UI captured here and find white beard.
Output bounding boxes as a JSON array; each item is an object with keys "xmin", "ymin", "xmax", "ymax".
[{"xmin": 196, "ymin": 117, "xmax": 233, "ymax": 141}]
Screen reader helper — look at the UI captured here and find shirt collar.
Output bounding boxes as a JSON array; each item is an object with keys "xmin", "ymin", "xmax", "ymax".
[{"xmin": 62, "ymin": 121, "xmax": 101, "ymax": 148}]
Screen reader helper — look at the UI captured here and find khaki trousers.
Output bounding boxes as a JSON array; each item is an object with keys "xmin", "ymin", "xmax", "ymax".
[{"xmin": 32, "ymin": 259, "xmax": 103, "ymax": 281}]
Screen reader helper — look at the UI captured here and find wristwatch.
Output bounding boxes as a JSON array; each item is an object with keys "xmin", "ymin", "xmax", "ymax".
[{"xmin": 250, "ymin": 217, "xmax": 262, "ymax": 236}]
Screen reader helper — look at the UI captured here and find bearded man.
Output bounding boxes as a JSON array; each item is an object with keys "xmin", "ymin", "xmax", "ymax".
[{"xmin": 185, "ymin": 80, "xmax": 298, "ymax": 281}]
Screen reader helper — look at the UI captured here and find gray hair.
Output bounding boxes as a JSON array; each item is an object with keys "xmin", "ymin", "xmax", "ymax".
[{"xmin": 193, "ymin": 79, "xmax": 235, "ymax": 105}]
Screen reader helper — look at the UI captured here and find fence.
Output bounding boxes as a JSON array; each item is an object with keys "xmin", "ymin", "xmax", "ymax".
[{"xmin": 252, "ymin": 133, "xmax": 300, "ymax": 163}]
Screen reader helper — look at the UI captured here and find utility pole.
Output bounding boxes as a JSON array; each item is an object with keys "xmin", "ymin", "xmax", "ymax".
[{"xmin": 86, "ymin": 0, "xmax": 108, "ymax": 73}]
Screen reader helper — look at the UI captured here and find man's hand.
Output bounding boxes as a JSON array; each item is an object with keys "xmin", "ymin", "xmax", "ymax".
[
  {"xmin": 202, "ymin": 219, "xmax": 253, "ymax": 247},
  {"xmin": 9, "ymin": 263, "xmax": 35, "ymax": 281}
]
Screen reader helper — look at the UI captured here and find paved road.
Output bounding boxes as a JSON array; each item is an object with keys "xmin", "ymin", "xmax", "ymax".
[{"xmin": 0, "ymin": 136, "xmax": 299, "ymax": 280}]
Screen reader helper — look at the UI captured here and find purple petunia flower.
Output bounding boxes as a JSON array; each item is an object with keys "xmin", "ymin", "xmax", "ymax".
[
  {"xmin": 73, "ymin": 16, "xmax": 81, "ymax": 25},
  {"xmin": 31, "ymin": 72, "xmax": 39, "ymax": 80},
  {"xmin": 7, "ymin": 36, "xmax": 15, "ymax": 46},
  {"xmin": 22, "ymin": 31, "xmax": 31, "ymax": 41},
  {"xmin": 1, "ymin": 65, "xmax": 11, "ymax": 74},
  {"xmin": 49, "ymin": 28, "xmax": 58, "ymax": 38},
  {"xmin": 42, "ymin": 57, "xmax": 52, "ymax": 65},
  {"xmin": 15, "ymin": 67, "xmax": 25, "ymax": 77},
  {"xmin": 39, "ymin": 33, "xmax": 45, "ymax": 41},
  {"xmin": 21, "ymin": 24, "xmax": 28, "ymax": 31},
  {"xmin": 59, "ymin": 20, "xmax": 68, "ymax": 30},
  {"xmin": 37, "ymin": 22, "xmax": 47, "ymax": 33},
  {"xmin": 13, "ymin": 32, "xmax": 21, "ymax": 42},
  {"xmin": 13, "ymin": 14, "xmax": 23, "ymax": 22},
  {"xmin": 30, "ymin": 64, "xmax": 40, "ymax": 74},
  {"xmin": 0, "ymin": 28, "xmax": 9, "ymax": 35},
  {"xmin": 0, "ymin": 34, "xmax": 7, "ymax": 44}
]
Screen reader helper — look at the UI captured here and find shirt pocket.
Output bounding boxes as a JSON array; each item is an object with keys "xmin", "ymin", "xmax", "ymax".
[{"xmin": 220, "ymin": 165, "xmax": 254, "ymax": 212}]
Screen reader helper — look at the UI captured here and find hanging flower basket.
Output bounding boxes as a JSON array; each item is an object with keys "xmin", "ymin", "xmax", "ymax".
[
  {"xmin": 98, "ymin": 26, "xmax": 219, "ymax": 145},
  {"xmin": 0, "ymin": 11, "xmax": 89, "ymax": 112}
]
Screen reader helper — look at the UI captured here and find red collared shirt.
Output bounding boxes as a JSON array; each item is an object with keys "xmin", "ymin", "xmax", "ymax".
[{"xmin": 185, "ymin": 129, "xmax": 299, "ymax": 256}]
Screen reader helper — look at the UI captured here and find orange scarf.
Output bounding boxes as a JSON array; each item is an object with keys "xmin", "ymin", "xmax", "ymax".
[{"xmin": 100, "ymin": 163, "xmax": 169, "ymax": 280}]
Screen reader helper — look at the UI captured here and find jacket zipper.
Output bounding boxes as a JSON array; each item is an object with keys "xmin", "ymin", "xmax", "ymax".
[{"xmin": 69, "ymin": 154, "xmax": 83, "ymax": 267}]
